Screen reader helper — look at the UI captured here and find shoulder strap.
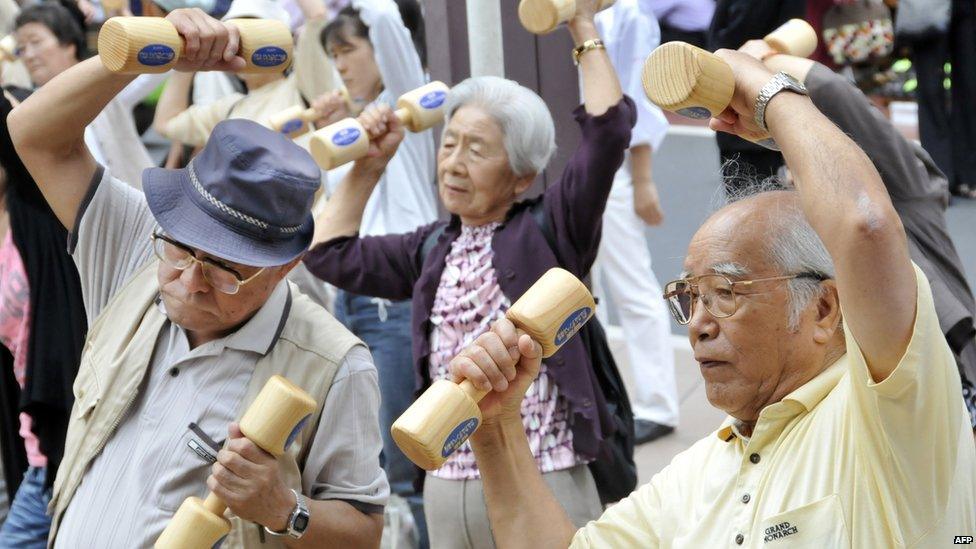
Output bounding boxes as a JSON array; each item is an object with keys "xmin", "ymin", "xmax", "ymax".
[{"xmin": 420, "ymin": 223, "xmax": 448, "ymax": 265}]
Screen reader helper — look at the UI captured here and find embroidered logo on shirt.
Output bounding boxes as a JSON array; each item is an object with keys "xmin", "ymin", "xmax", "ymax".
[
  {"xmin": 763, "ymin": 521, "xmax": 798, "ymax": 543},
  {"xmin": 186, "ymin": 422, "xmax": 222, "ymax": 465}
]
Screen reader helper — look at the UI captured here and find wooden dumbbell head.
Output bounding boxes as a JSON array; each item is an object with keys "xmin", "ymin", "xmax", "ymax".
[
  {"xmin": 155, "ymin": 495, "xmax": 231, "ymax": 549},
  {"xmin": 225, "ymin": 18, "xmax": 293, "ymax": 73},
  {"xmin": 642, "ymin": 41, "xmax": 734, "ymax": 120},
  {"xmin": 764, "ymin": 18, "xmax": 817, "ymax": 58},
  {"xmin": 391, "ymin": 268, "xmax": 595, "ymax": 470},
  {"xmin": 518, "ymin": 0, "xmax": 616, "ymax": 34},
  {"xmin": 99, "ymin": 17, "xmax": 183, "ymax": 73},
  {"xmin": 98, "ymin": 17, "xmax": 292, "ymax": 74},
  {"xmin": 239, "ymin": 375, "xmax": 317, "ymax": 457},
  {"xmin": 0, "ymin": 35, "xmax": 17, "ymax": 62},
  {"xmin": 395, "ymin": 81, "xmax": 449, "ymax": 132},
  {"xmin": 270, "ymin": 105, "xmax": 313, "ymax": 138},
  {"xmin": 309, "ymin": 117, "xmax": 368, "ymax": 170}
]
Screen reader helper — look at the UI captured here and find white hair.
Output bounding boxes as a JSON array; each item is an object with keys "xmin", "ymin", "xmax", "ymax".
[
  {"xmin": 725, "ymin": 178, "xmax": 836, "ymax": 331},
  {"xmin": 443, "ymin": 76, "xmax": 556, "ymax": 177}
]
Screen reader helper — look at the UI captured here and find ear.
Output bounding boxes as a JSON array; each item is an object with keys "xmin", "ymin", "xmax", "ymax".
[
  {"xmin": 512, "ymin": 172, "xmax": 536, "ymax": 196},
  {"xmin": 274, "ymin": 255, "xmax": 304, "ymax": 280},
  {"xmin": 812, "ymin": 279, "xmax": 841, "ymax": 344}
]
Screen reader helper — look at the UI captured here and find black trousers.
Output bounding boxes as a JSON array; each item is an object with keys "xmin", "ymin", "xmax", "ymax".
[{"xmin": 911, "ymin": 0, "xmax": 976, "ymax": 190}]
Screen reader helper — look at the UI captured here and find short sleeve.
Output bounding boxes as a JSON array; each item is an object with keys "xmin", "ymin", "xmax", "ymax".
[
  {"xmin": 570, "ymin": 477, "xmax": 663, "ymax": 548},
  {"xmin": 69, "ymin": 167, "xmax": 156, "ymax": 324},
  {"xmin": 301, "ymin": 345, "xmax": 390, "ymax": 512}
]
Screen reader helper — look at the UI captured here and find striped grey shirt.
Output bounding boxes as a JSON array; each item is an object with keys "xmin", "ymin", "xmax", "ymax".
[{"xmin": 56, "ymin": 168, "xmax": 389, "ymax": 548}]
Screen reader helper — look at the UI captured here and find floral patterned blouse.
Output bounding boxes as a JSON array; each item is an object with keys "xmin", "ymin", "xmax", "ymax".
[{"xmin": 427, "ymin": 222, "xmax": 581, "ymax": 480}]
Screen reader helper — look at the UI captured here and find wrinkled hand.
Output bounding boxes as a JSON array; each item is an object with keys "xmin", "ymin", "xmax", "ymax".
[
  {"xmin": 351, "ymin": 104, "xmax": 404, "ymax": 174},
  {"xmin": 165, "ymin": 8, "xmax": 246, "ymax": 73},
  {"xmin": 207, "ymin": 423, "xmax": 294, "ymax": 531},
  {"xmin": 448, "ymin": 318, "xmax": 542, "ymax": 425},
  {"xmin": 708, "ymin": 49, "xmax": 777, "ymax": 139},
  {"xmin": 633, "ymin": 180, "xmax": 664, "ymax": 226},
  {"xmin": 310, "ymin": 89, "xmax": 350, "ymax": 129}
]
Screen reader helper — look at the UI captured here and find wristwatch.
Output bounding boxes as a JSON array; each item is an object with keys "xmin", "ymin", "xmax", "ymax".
[
  {"xmin": 754, "ymin": 72, "xmax": 808, "ymax": 132},
  {"xmin": 572, "ymin": 38, "xmax": 605, "ymax": 66},
  {"xmin": 265, "ymin": 489, "xmax": 310, "ymax": 539}
]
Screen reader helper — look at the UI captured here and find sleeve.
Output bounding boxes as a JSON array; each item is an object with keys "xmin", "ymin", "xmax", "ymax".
[
  {"xmin": 302, "ymin": 345, "xmax": 390, "ymax": 512},
  {"xmin": 542, "ymin": 97, "xmax": 635, "ymax": 276},
  {"xmin": 353, "ymin": 0, "xmax": 426, "ymax": 102},
  {"xmin": 843, "ymin": 263, "xmax": 968, "ymax": 543},
  {"xmin": 302, "ymin": 221, "xmax": 437, "ymax": 301},
  {"xmin": 115, "ymin": 73, "xmax": 169, "ymax": 110},
  {"xmin": 610, "ymin": 1, "xmax": 669, "ymax": 150},
  {"xmin": 805, "ymin": 63, "xmax": 935, "ymax": 201},
  {"xmin": 570, "ymin": 477, "xmax": 663, "ymax": 548},
  {"xmin": 293, "ymin": 16, "xmax": 342, "ymax": 103},
  {"xmin": 68, "ymin": 167, "xmax": 157, "ymax": 324},
  {"xmin": 158, "ymin": 92, "xmax": 245, "ymax": 148}
]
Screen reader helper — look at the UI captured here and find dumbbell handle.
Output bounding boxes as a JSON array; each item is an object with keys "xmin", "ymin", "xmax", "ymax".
[{"xmin": 203, "ymin": 492, "xmax": 226, "ymax": 517}]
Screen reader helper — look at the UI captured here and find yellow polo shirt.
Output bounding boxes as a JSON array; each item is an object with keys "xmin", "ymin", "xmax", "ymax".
[{"xmin": 572, "ymin": 265, "xmax": 976, "ymax": 548}]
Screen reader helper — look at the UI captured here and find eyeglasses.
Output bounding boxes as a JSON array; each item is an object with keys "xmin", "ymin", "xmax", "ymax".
[
  {"xmin": 663, "ymin": 272, "xmax": 828, "ymax": 325},
  {"xmin": 150, "ymin": 232, "xmax": 265, "ymax": 295}
]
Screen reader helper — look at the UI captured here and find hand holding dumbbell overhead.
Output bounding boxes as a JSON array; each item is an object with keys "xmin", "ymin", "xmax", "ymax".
[
  {"xmin": 97, "ymin": 8, "xmax": 292, "ymax": 74},
  {"xmin": 270, "ymin": 88, "xmax": 353, "ymax": 139}
]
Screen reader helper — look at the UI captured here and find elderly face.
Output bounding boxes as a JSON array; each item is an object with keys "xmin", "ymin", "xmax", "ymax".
[
  {"xmin": 155, "ymin": 239, "xmax": 298, "ymax": 345},
  {"xmin": 15, "ymin": 22, "xmax": 77, "ymax": 87},
  {"xmin": 682, "ymin": 193, "xmax": 837, "ymax": 422},
  {"xmin": 438, "ymin": 105, "xmax": 533, "ymax": 226}
]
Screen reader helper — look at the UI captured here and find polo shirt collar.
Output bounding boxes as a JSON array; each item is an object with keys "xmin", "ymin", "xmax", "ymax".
[{"xmin": 714, "ymin": 356, "xmax": 847, "ymax": 442}]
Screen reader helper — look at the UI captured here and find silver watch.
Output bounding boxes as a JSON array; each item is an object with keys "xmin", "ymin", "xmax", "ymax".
[
  {"xmin": 264, "ymin": 489, "xmax": 310, "ymax": 539},
  {"xmin": 754, "ymin": 72, "xmax": 808, "ymax": 132}
]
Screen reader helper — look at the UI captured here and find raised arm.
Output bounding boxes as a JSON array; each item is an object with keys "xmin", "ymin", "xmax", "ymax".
[
  {"xmin": 711, "ymin": 50, "xmax": 916, "ymax": 380},
  {"xmin": 353, "ymin": 0, "xmax": 424, "ymax": 103},
  {"xmin": 10, "ymin": 8, "xmax": 245, "ymax": 229}
]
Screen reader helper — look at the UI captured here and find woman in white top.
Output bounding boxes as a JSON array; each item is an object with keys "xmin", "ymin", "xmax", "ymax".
[{"xmin": 318, "ymin": 1, "xmax": 437, "ymax": 545}]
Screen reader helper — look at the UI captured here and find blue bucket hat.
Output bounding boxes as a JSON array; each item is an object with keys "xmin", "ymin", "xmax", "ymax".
[{"xmin": 142, "ymin": 119, "xmax": 321, "ymax": 268}]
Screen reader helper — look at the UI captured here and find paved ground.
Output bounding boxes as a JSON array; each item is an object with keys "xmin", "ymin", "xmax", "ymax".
[{"xmin": 613, "ymin": 128, "xmax": 976, "ymax": 484}]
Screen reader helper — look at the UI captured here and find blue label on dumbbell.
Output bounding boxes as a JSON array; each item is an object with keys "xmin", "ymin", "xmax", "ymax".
[
  {"xmin": 419, "ymin": 89, "xmax": 446, "ymax": 110},
  {"xmin": 212, "ymin": 535, "xmax": 226, "ymax": 549},
  {"xmin": 284, "ymin": 414, "xmax": 311, "ymax": 451},
  {"xmin": 281, "ymin": 118, "xmax": 304, "ymax": 134},
  {"xmin": 676, "ymin": 106, "xmax": 711, "ymax": 119},
  {"xmin": 332, "ymin": 127, "xmax": 361, "ymax": 146},
  {"xmin": 251, "ymin": 46, "xmax": 288, "ymax": 67},
  {"xmin": 553, "ymin": 306, "xmax": 592, "ymax": 347},
  {"xmin": 756, "ymin": 137, "xmax": 780, "ymax": 151},
  {"xmin": 441, "ymin": 417, "xmax": 479, "ymax": 458},
  {"xmin": 137, "ymin": 44, "xmax": 175, "ymax": 66}
]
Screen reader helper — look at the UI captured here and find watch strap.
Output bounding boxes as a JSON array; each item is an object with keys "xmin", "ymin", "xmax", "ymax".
[
  {"xmin": 754, "ymin": 72, "xmax": 807, "ymax": 132},
  {"xmin": 572, "ymin": 38, "xmax": 605, "ymax": 66},
  {"xmin": 264, "ymin": 489, "xmax": 309, "ymax": 539}
]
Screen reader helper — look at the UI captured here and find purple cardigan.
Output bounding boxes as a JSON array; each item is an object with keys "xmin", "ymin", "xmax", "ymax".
[{"xmin": 304, "ymin": 97, "xmax": 636, "ymax": 459}]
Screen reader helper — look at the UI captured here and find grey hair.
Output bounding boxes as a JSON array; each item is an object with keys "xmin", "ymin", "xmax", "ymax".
[
  {"xmin": 443, "ymin": 76, "xmax": 557, "ymax": 177},
  {"xmin": 724, "ymin": 174, "xmax": 836, "ymax": 331}
]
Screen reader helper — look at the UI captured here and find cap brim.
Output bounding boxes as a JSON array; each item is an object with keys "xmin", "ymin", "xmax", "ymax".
[{"xmin": 142, "ymin": 166, "xmax": 313, "ymax": 268}]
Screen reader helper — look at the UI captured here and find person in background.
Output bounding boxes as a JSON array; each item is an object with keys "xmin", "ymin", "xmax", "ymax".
[
  {"xmin": 707, "ymin": 0, "xmax": 803, "ymax": 191},
  {"xmin": 591, "ymin": 0, "xmax": 678, "ymax": 444},
  {"xmin": 646, "ymin": 0, "xmax": 714, "ymax": 48},
  {"xmin": 317, "ymin": 1, "xmax": 436, "ymax": 544}
]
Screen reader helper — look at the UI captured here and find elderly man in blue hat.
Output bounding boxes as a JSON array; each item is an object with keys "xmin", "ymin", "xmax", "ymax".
[{"xmin": 8, "ymin": 8, "xmax": 389, "ymax": 548}]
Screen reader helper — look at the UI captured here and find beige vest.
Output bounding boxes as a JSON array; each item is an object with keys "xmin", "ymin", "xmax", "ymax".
[{"xmin": 48, "ymin": 261, "xmax": 362, "ymax": 548}]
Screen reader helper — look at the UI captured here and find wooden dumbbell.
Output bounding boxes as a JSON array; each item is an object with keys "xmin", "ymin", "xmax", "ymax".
[
  {"xmin": 309, "ymin": 81, "xmax": 448, "ymax": 170},
  {"xmin": 98, "ymin": 16, "xmax": 292, "ymax": 74},
  {"xmin": 641, "ymin": 18, "xmax": 817, "ymax": 149},
  {"xmin": 518, "ymin": 0, "xmax": 615, "ymax": 34},
  {"xmin": 0, "ymin": 35, "xmax": 16, "ymax": 63},
  {"xmin": 155, "ymin": 375, "xmax": 317, "ymax": 549},
  {"xmin": 100, "ymin": 0, "xmax": 127, "ymax": 15},
  {"xmin": 269, "ymin": 88, "xmax": 353, "ymax": 139},
  {"xmin": 391, "ymin": 268, "xmax": 595, "ymax": 471}
]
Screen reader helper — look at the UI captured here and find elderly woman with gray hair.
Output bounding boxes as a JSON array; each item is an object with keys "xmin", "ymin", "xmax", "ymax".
[{"xmin": 303, "ymin": 2, "xmax": 634, "ymax": 546}]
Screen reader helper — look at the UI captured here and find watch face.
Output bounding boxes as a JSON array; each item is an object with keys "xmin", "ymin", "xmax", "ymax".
[{"xmin": 293, "ymin": 511, "xmax": 310, "ymax": 532}]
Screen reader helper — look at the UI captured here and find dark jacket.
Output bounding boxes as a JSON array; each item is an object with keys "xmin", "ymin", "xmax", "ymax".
[{"xmin": 305, "ymin": 97, "xmax": 636, "ymax": 459}]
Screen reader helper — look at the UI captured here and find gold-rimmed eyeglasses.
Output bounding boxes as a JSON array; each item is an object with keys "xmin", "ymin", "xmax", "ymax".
[
  {"xmin": 663, "ymin": 272, "xmax": 828, "ymax": 325},
  {"xmin": 150, "ymin": 232, "xmax": 265, "ymax": 295}
]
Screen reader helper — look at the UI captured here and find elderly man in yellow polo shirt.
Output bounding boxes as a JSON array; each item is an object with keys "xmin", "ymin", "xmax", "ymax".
[{"xmin": 444, "ymin": 48, "xmax": 976, "ymax": 548}]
